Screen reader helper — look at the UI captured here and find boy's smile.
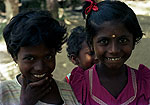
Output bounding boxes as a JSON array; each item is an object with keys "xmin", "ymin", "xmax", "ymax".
[
  {"xmin": 16, "ymin": 43, "xmax": 56, "ymax": 82},
  {"xmin": 93, "ymin": 21, "xmax": 134, "ymax": 70}
]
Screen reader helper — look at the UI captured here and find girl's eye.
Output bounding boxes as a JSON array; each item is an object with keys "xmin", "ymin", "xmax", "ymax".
[
  {"xmin": 98, "ymin": 39, "xmax": 108, "ymax": 45},
  {"xmin": 119, "ymin": 38, "xmax": 128, "ymax": 44},
  {"xmin": 45, "ymin": 55, "xmax": 52, "ymax": 60}
]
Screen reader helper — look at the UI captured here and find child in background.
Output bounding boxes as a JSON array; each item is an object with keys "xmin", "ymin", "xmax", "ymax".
[
  {"xmin": 70, "ymin": 0, "xmax": 150, "ymax": 105},
  {"xmin": 0, "ymin": 10, "xmax": 79, "ymax": 105},
  {"xmin": 65, "ymin": 26, "xmax": 98, "ymax": 83}
]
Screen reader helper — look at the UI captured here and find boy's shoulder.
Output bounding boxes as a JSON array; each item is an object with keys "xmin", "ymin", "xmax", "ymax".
[
  {"xmin": 0, "ymin": 79, "xmax": 21, "ymax": 91},
  {"xmin": 0, "ymin": 79, "xmax": 21, "ymax": 105},
  {"xmin": 55, "ymin": 79, "xmax": 80, "ymax": 105}
]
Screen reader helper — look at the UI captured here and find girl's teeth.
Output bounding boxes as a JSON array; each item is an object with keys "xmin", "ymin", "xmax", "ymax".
[
  {"xmin": 107, "ymin": 57, "xmax": 121, "ymax": 61},
  {"xmin": 34, "ymin": 74, "xmax": 45, "ymax": 78}
]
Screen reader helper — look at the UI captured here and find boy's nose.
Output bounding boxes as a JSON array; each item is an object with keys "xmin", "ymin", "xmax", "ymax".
[{"xmin": 34, "ymin": 60, "xmax": 44, "ymax": 71}]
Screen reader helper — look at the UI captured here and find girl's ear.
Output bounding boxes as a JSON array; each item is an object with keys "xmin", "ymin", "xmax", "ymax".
[
  {"xmin": 70, "ymin": 54, "xmax": 79, "ymax": 65},
  {"xmin": 132, "ymin": 42, "xmax": 136, "ymax": 50},
  {"xmin": 13, "ymin": 56, "xmax": 17, "ymax": 63}
]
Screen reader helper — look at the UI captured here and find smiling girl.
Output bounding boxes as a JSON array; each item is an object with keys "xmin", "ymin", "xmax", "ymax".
[{"xmin": 70, "ymin": 0, "xmax": 150, "ymax": 105}]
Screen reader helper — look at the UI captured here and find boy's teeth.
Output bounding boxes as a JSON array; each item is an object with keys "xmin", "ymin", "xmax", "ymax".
[
  {"xmin": 34, "ymin": 74, "xmax": 45, "ymax": 78},
  {"xmin": 107, "ymin": 57, "xmax": 121, "ymax": 61}
]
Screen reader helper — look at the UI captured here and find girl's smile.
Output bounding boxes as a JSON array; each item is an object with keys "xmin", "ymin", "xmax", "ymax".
[
  {"xmin": 16, "ymin": 43, "xmax": 56, "ymax": 82},
  {"xmin": 93, "ymin": 21, "xmax": 134, "ymax": 70},
  {"xmin": 106, "ymin": 57, "xmax": 121, "ymax": 61}
]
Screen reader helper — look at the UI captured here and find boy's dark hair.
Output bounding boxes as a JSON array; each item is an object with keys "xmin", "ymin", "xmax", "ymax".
[
  {"xmin": 66, "ymin": 26, "xmax": 87, "ymax": 58},
  {"xmin": 3, "ymin": 10, "xmax": 67, "ymax": 58},
  {"xmin": 82, "ymin": 0, "xmax": 143, "ymax": 47}
]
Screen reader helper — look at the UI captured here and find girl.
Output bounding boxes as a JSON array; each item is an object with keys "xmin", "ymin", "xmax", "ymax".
[
  {"xmin": 65, "ymin": 26, "xmax": 98, "ymax": 83},
  {"xmin": 70, "ymin": 0, "xmax": 150, "ymax": 105},
  {"xmin": 0, "ymin": 10, "xmax": 79, "ymax": 105}
]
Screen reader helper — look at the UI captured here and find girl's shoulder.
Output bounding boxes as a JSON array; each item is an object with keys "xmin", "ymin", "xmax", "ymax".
[
  {"xmin": 137, "ymin": 64, "xmax": 150, "ymax": 85},
  {"xmin": 131, "ymin": 64, "xmax": 150, "ymax": 99},
  {"xmin": 138, "ymin": 64, "xmax": 150, "ymax": 72},
  {"xmin": 69, "ymin": 66, "xmax": 85, "ymax": 84},
  {"xmin": 132, "ymin": 64, "xmax": 150, "ymax": 77},
  {"xmin": 129, "ymin": 64, "xmax": 150, "ymax": 82}
]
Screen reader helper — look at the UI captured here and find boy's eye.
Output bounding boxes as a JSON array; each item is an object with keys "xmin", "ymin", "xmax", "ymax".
[{"xmin": 23, "ymin": 56, "xmax": 34, "ymax": 61}]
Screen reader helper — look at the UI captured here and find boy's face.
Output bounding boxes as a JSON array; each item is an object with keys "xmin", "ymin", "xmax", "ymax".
[
  {"xmin": 16, "ymin": 43, "xmax": 56, "ymax": 82},
  {"xmin": 77, "ymin": 41, "xmax": 98, "ymax": 70},
  {"xmin": 93, "ymin": 21, "xmax": 134, "ymax": 70}
]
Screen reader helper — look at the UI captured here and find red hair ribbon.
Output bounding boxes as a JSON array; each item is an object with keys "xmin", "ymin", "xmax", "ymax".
[{"xmin": 85, "ymin": 0, "xmax": 99, "ymax": 15}]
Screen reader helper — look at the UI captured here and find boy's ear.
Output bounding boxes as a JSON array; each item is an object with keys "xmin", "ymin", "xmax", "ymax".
[
  {"xmin": 132, "ymin": 46, "xmax": 135, "ymax": 50},
  {"xmin": 70, "ymin": 54, "xmax": 79, "ymax": 65}
]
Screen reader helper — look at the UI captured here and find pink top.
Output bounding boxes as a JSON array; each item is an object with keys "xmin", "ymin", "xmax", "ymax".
[
  {"xmin": 66, "ymin": 67, "xmax": 84, "ymax": 83},
  {"xmin": 70, "ymin": 64, "xmax": 150, "ymax": 105}
]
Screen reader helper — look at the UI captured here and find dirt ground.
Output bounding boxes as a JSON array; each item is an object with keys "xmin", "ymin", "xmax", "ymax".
[{"xmin": 0, "ymin": 1, "xmax": 150, "ymax": 81}]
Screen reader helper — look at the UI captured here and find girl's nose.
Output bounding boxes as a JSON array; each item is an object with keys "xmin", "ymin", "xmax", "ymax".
[{"xmin": 108, "ymin": 42, "xmax": 120, "ymax": 54}]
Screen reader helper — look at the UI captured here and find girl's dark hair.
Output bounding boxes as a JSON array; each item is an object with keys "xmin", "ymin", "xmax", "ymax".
[
  {"xmin": 3, "ymin": 10, "xmax": 67, "ymax": 58},
  {"xmin": 66, "ymin": 26, "xmax": 87, "ymax": 58},
  {"xmin": 82, "ymin": 0, "xmax": 143, "ymax": 47}
]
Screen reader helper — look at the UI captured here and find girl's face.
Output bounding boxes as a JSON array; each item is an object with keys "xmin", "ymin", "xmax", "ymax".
[
  {"xmin": 16, "ymin": 43, "xmax": 56, "ymax": 82},
  {"xmin": 77, "ymin": 41, "xmax": 98, "ymax": 70},
  {"xmin": 93, "ymin": 21, "xmax": 134, "ymax": 70}
]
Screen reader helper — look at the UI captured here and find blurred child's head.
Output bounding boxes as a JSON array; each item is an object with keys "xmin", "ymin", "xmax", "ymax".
[
  {"xmin": 66, "ymin": 26, "xmax": 98, "ymax": 70},
  {"xmin": 82, "ymin": 0, "xmax": 144, "ymax": 70}
]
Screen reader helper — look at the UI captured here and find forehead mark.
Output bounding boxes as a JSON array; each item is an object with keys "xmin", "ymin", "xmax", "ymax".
[{"xmin": 112, "ymin": 34, "xmax": 116, "ymax": 38}]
